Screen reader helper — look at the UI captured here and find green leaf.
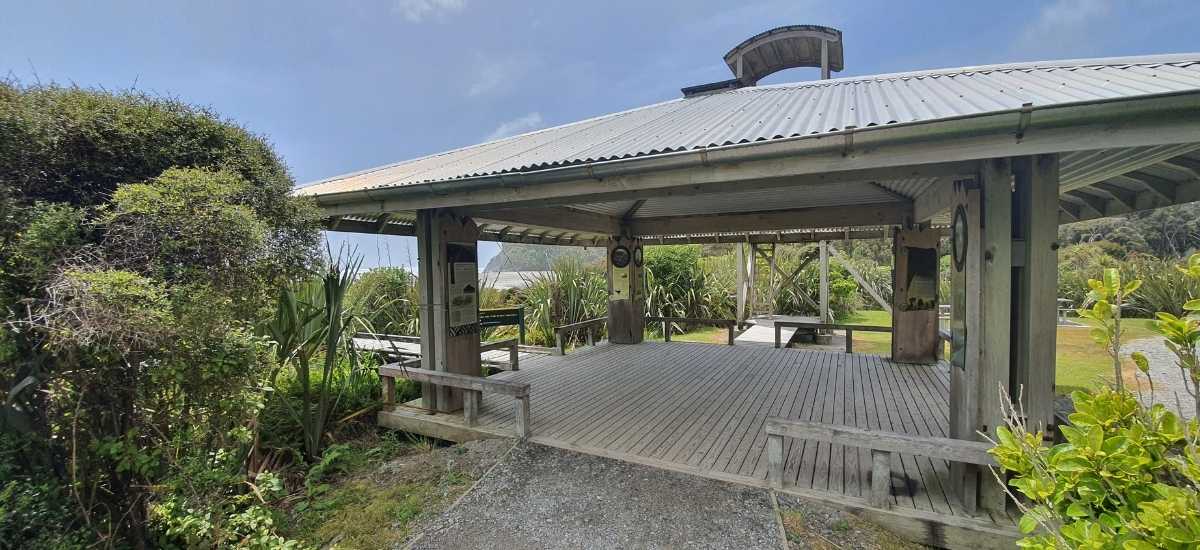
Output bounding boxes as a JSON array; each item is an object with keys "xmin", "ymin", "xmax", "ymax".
[
  {"xmin": 1019, "ymin": 513, "xmax": 1039, "ymax": 534},
  {"xmin": 1065, "ymin": 502, "xmax": 1091, "ymax": 518},
  {"xmin": 1131, "ymin": 352, "xmax": 1150, "ymax": 374},
  {"xmin": 1123, "ymin": 279, "xmax": 1142, "ymax": 295},
  {"xmin": 1184, "ymin": 299, "xmax": 1200, "ymax": 312}
]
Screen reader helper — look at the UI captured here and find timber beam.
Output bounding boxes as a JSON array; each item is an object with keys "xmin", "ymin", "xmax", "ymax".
[{"xmin": 628, "ymin": 203, "xmax": 912, "ymax": 236}]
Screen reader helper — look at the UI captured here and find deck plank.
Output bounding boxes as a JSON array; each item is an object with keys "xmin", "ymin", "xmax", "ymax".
[{"xmin": 385, "ymin": 342, "xmax": 991, "ymax": 526}]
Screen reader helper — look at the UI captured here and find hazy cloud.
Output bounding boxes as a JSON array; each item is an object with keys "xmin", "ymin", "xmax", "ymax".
[
  {"xmin": 485, "ymin": 112, "xmax": 543, "ymax": 141},
  {"xmin": 1017, "ymin": 0, "xmax": 1112, "ymax": 55},
  {"xmin": 393, "ymin": 0, "xmax": 466, "ymax": 23},
  {"xmin": 466, "ymin": 53, "xmax": 537, "ymax": 97}
]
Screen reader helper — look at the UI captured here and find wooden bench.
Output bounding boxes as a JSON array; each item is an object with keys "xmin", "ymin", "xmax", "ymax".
[
  {"xmin": 553, "ymin": 317, "xmax": 607, "ymax": 355},
  {"xmin": 646, "ymin": 316, "xmax": 736, "ymax": 345},
  {"xmin": 772, "ymin": 321, "xmax": 892, "ymax": 353},
  {"xmin": 380, "ymin": 360, "xmax": 531, "ymax": 438},
  {"xmin": 765, "ymin": 418, "xmax": 997, "ymax": 513}
]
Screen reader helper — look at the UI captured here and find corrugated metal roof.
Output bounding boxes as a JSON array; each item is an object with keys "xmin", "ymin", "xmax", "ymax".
[{"xmin": 299, "ymin": 54, "xmax": 1200, "ymax": 197}]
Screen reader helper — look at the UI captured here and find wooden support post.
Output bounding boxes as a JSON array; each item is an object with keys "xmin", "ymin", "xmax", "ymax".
[
  {"xmin": 515, "ymin": 396, "xmax": 531, "ymax": 439},
  {"xmin": 382, "ymin": 376, "xmax": 396, "ymax": 406},
  {"xmin": 870, "ymin": 450, "xmax": 892, "ymax": 508},
  {"xmin": 774, "ymin": 324, "xmax": 782, "ymax": 349},
  {"xmin": 891, "ymin": 228, "xmax": 942, "ymax": 364},
  {"xmin": 1013, "ymin": 155, "xmax": 1060, "ymax": 432},
  {"xmin": 662, "ymin": 320, "xmax": 671, "ymax": 342},
  {"xmin": 416, "ymin": 209, "xmax": 483, "ymax": 412},
  {"xmin": 509, "ymin": 342, "xmax": 520, "ymax": 371},
  {"xmin": 736, "ymin": 242, "xmax": 747, "ymax": 326},
  {"xmin": 948, "ymin": 159, "xmax": 1013, "ymax": 514},
  {"xmin": 747, "ymin": 243, "xmax": 758, "ymax": 316},
  {"xmin": 606, "ymin": 234, "xmax": 645, "ymax": 344},
  {"xmin": 463, "ymin": 390, "xmax": 480, "ymax": 427},
  {"xmin": 586, "ymin": 328, "xmax": 595, "ymax": 346},
  {"xmin": 768, "ymin": 243, "xmax": 778, "ymax": 312},
  {"xmin": 767, "ymin": 434, "xmax": 784, "ymax": 488},
  {"xmin": 845, "ymin": 329, "xmax": 854, "ymax": 354},
  {"xmin": 819, "ymin": 240, "xmax": 830, "ymax": 324},
  {"xmin": 727, "ymin": 323, "xmax": 735, "ymax": 346},
  {"xmin": 555, "ymin": 332, "xmax": 566, "ymax": 356},
  {"xmin": 816, "ymin": 240, "xmax": 832, "ymax": 345}
]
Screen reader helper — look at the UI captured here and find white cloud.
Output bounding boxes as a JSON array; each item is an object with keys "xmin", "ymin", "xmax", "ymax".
[
  {"xmin": 1017, "ymin": 0, "xmax": 1112, "ymax": 54},
  {"xmin": 393, "ymin": 0, "xmax": 466, "ymax": 23},
  {"xmin": 465, "ymin": 53, "xmax": 537, "ymax": 97},
  {"xmin": 485, "ymin": 112, "xmax": 543, "ymax": 141}
]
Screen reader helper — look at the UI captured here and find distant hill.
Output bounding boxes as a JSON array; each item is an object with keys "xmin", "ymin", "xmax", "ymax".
[{"xmin": 483, "ymin": 243, "xmax": 604, "ymax": 272}]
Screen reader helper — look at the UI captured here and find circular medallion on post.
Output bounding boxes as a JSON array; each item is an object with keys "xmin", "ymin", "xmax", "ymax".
[
  {"xmin": 611, "ymin": 245, "xmax": 632, "ymax": 268},
  {"xmin": 951, "ymin": 204, "xmax": 968, "ymax": 273},
  {"xmin": 632, "ymin": 245, "xmax": 644, "ymax": 267}
]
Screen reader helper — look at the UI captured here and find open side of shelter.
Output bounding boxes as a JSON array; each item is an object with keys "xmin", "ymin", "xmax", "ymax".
[{"xmin": 297, "ymin": 47, "xmax": 1200, "ymax": 549}]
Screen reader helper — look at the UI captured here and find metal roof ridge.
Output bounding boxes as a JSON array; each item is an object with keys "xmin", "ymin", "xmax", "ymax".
[{"xmin": 730, "ymin": 52, "xmax": 1200, "ymax": 93}]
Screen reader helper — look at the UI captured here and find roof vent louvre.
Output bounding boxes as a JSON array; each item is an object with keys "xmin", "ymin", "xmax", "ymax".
[{"xmin": 682, "ymin": 24, "xmax": 844, "ymax": 98}]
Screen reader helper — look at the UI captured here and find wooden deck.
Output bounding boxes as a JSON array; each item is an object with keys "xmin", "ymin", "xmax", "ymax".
[{"xmin": 379, "ymin": 342, "xmax": 1018, "ymax": 548}]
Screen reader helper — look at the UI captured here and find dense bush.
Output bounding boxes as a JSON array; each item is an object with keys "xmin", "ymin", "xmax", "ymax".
[
  {"xmin": 992, "ymin": 258, "xmax": 1200, "ymax": 549},
  {"xmin": 0, "ymin": 83, "xmax": 320, "ymax": 547}
]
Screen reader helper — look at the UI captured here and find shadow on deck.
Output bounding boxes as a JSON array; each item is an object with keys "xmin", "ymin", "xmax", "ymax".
[{"xmin": 379, "ymin": 342, "xmax": 1019, "ymax": 549}]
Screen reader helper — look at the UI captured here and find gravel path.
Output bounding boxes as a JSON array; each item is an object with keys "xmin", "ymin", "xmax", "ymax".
[
  {"xmin": 1124, "ymin": 337, "xmax": 1197, "ymax": 420},
  {"xmin": 407, "ymin": 442, "xmax": 783, "ymax": 550}
]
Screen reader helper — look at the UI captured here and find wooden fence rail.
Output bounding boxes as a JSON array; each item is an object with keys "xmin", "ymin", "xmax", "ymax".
[
  {"xmin": 772, "ymin": 321, "xmax": 892, "ymax": 352},
  {"xmin": 380, "ymin": 360, "xmax": 531, "ymax": 438},
  {"xmin": 479, "ymin": 337, "xmax": 520, "ymax": 370},
  {"xmin": 765, "ymin": 418, "xmax": 996, "ymax": 512},
  {"xmin": 645, "ymin": 316, "xmax": 737, "ymax": 345},
  {"xmin": 553, "ymin": 317, "xmax": 607, "ymax": 355}
]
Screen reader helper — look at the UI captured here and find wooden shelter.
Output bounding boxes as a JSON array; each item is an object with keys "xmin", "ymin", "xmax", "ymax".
[{"xmin": 298, "ymin": 47, "xmax": 1200, "ymax": 547}]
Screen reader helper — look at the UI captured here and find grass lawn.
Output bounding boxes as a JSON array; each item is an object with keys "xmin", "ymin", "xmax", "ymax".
[
  {"xmin": 841, "ymin": 310, "xmax": 1160, "ymax": 395},
  {"xmin": 646, "ymin": 325, "xmax": 730, "ymax": 345}
]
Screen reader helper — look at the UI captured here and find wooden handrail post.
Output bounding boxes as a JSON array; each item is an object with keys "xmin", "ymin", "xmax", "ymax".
[
  {"xmin": 845, "ymin": 329, "xmax": 854, "ymax": 354},
  {"xmin": 509, "ymin": 341, "xmax": 520, "ymax": 371},
  {"xmin": 555, "ymin": 331, "xmax": 566, "ymax": 356},
  {"xmin": 663, "ymin": 320, "xmax": 671, "ymax": 342},
  {"xmin": 382, "ymin": 376, "xmax": 396, "ymax": 405},
  {"xmin": 767, "ymin": 434, "xmax": 784, "ymax": 488},
  {"xmin": 774, "ymin": 324, "xmax": 782, "ymax": 348},
  {"xmin": 870, "ymin": 450, "xmax": 892, "ymax": 508},
  {"xmin": 727, "ymin": 323, "xmax": 735, "ymax": 345}
]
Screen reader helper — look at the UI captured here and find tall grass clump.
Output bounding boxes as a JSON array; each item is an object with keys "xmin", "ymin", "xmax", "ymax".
[
  {"xmin": 347, "ymin": 266, "xmax": 420, "ymax": 335},
  {"xmin": 518, "ymin": 257, "xmax": 607, "ymax": 346}
]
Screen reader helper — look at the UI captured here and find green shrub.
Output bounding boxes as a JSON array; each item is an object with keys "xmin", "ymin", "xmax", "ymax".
[
  {"xmin": 347, "ymin": 267, "xmax": 420, "ymax": 336},
  {"xmin": 518, "ymin": 258, "xmax": 607, "ymax": 346},
  {"xmin": 992, "ymin": 255, "xmax": 1200, "ymax": 549}
]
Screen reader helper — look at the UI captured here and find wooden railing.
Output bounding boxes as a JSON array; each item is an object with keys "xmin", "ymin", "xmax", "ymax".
[
  {"xmin": 646, "ymin": 316, "xmax": 736, "ymax": 345},
  {"xmin": 479, "ymin": 337, "xmax": 520, "ymax": 371},
  {"xmin": 553, "ymin": 317, "xmax": 607, "ymax": 355},
  {"xmin": 480, "ymin": 306, "xmax": 526, "ymax": 345},
  {"xmin": 772, "ymin": 321, "xmax": 892, "ymax": 353},
  {"xmin": 380, "ymin": 360, "xmax": 531, "ymax": 438},
  {"xmin": 765, "ymin": 418, "xmax": 996, "ymax": 512}
]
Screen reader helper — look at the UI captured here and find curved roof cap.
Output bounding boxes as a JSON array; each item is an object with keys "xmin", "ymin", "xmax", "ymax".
[{"xmin": 723, "ymin": 24, "xmax": 844, "ymax": 84}]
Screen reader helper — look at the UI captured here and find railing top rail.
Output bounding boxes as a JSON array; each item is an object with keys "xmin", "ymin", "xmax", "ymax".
[
  {"xmin": 646, "ymin": 316, "xmax": 736, "ymax": 327},
  {"xmin": 765, "ymin": 417, "xmax": 995, "ymax": 466},
  {"xmin": 554, "ymin": 317, "xmax": 607, "ymax": 334},
  {"xmin": 379, "ymin": 363, "xmax": 529, "ymax": 397},
  {"xmin": 773, "ymin": 321, "xmax": 892, "ymax": 333}
]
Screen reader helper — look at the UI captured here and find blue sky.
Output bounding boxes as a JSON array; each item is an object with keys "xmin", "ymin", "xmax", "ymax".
[{"xmin": 4, "ymin": 0, "xmax": 1199, "ymax": 270}]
